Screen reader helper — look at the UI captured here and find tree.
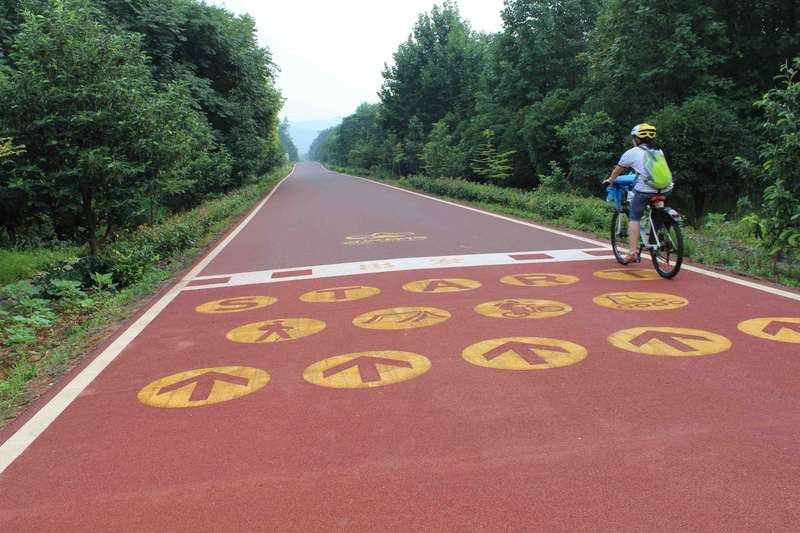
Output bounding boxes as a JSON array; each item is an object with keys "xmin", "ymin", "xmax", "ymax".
[
  {"xmin": 278, "ymin": 118, "xmax": 299, "ymax": 162},
  {"xmin": 556, "ymin": 111, "xmax": 618, "ymax": 192},
  {"xmin": 738, "ymin": 59, "xmax": 800, "ymax": 257},
  {"xmin": 472, "ymin": 129, "xmax": 516, "ymax": 183},
  {"xmin": 651, "ymin": 94, "xmax": 753, "ymax": 222},
  {"xmin": 422, "ymin": 120, "xmax": 466, "ymax": 177}
]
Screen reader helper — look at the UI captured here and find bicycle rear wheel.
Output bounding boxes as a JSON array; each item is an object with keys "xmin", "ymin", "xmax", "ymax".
[
  {"xmin": 650, "ymin": 217, "xmax": 683, "ymax": 278},
  {"xmin": 610, "ymin": 209, "xmax": 630, "ymax": 264}
]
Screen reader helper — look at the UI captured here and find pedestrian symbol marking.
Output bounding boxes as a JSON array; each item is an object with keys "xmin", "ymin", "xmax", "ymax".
[
  {"xmin": 300, "ymin": 286, "xmax": 380, "ymax": 303},
  {"xmin": 474, "ymin": 299, "xmax": 572, "ymax": 319},
  {"xmin": 353, "ymin": 306, "xmax": 451, "ymax": 330},
  {"xmin": 609, "ymin": 327, "xmax": 731, "ymax": 357},
  {"xmin": 462, "ymin": 337, "xmax": 588, "ymax": 370},
  {"xmin": 403, "ymin": 278, "xmax": 481, "ymax": 293},
  {"xmin": 593, "ymin": 268, "xmax": 662, "ymax": 281},
  {"xmin": 500, "ymin": 273, "xmax": 579, "ymax": 287},
  {"xmin": 195, "ymin": 296, "xmax": 277, "ymax": 314},
  {"xmin": 138, "ymin": 366, "xmax": 269, "ymax": 408},
  {"xmin": 738, "ymin": 317, "xmax": 800, "ymax": 344},
  {"xmin": 303, "ymin": 351, "xmax": 431, "ymax": 389},
  {"xmin": 226, "ymin": 318, "xmax": 326, "ymax": 344},
  {"xmin": 593, "ymin": 292, "xmax": 688, "ymax": 311}
]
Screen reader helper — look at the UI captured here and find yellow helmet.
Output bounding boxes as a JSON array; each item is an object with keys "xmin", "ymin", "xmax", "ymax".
[{"xmin": 631, "ymin": 123, "xmax": 657, "ymax": 139}]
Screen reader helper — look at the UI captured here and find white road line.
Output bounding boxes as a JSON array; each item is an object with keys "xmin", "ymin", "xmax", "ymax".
[
  {"xmin": 332, "ymin": 167, "xmax": 800, "ymax": 303},
  {"xmin": 0, "ymin": 166, "xmax": 297, "ymax": 474},
  {"xmin": 184, "ymin": 248, "xmax": 615, "ymax": 291}
]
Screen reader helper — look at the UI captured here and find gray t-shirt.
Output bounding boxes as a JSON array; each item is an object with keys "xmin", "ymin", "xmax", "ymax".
[{"xmin": 618, "ymin": 146, "xmax": 674, "ymax": 193}]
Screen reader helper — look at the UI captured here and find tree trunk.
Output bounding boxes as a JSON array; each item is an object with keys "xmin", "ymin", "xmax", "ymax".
[
  {"xmin": 692, "ymin": 185, "xmax": 706, "ymax": 227},
  {"xmin": 81, "ymin": 185, "xmax": 98, "ymax": 256}
]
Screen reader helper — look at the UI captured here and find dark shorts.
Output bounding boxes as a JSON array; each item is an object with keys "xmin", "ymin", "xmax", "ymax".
[{"xmin": 630, "ymin": 191, "xmax": 669, "ymax": 222}]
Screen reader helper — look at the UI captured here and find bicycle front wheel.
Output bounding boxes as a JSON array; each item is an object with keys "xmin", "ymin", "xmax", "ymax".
[
  {"xmin": 610, "ymin": 209, "xmax": 630, "ymax": 265},
  {"xmin": 650, "ymin": 217, "xmax": 683, "ymax": 278}
]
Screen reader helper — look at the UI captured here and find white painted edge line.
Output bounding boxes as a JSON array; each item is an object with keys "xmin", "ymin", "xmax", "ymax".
[
  {"xmin": 0, "ymin": 166, "xmax": 297, "ymax": 474},
  {"xmin": 329, "ymin": 166, "xmax": 800, "ymax": 303},
  {"xmin": 184, "ymin": 248, "xmax": 614, "ymax": 291}
]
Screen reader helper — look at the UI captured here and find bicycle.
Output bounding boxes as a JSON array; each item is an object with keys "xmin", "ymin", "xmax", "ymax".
[{"xmin": 605, "ymin": 174, "xmax": 684, "ymax": 279}]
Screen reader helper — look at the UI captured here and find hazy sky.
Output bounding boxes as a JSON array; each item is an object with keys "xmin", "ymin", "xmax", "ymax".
[{"xmin": 208, "ymin": 1, "xmax": 505, "ymax": 122}]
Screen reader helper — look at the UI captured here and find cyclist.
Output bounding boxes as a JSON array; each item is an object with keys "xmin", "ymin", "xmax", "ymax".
[{"xmin": 605, "ymin": 123, "xmax": 673, "ymax": 263}]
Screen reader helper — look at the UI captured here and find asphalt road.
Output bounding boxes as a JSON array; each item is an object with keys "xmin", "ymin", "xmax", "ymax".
[{"xmin": 2, "ymin": 163, "xmax": 799, "ymax": 531}]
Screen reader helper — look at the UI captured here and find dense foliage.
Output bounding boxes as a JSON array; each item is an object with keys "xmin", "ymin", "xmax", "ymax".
[
  {"xmin": 0, "ymin": 0, "xmax": 287, "ymax": 251},
  {"xmin": 310, "ymin": 0, "xmax": 800, "ymax": 230}
]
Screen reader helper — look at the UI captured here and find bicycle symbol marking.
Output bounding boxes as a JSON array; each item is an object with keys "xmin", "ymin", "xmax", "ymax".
[
  {"xmin": 353, "ymin": 306, "xmax": 452, "ymax": 330},
  {"xmin": 474, "ymin": 299, "xmax": 572, "ymax": 320},
  {"xmin": 593, "ymin": 292, "xmax": 688, "ymax": 311}
]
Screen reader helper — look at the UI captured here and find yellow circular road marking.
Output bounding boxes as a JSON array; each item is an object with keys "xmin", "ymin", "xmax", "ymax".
[
  {"xmin": 300, "ymin": 286, "xmax": 380, "ymax": 303},
  {"xmin": 402, "ymin": 278, "xmax": 482, "ymax": 293},
  {"xmin": 738, "ymin": 317, "xmax": 800, "ymax": 344},
  {"xmin": 474, "ymin": 298, "xmax": 572, "ymax": 319},
  {"xmin": 353, "ymin": 306, "xmax": 451, "ymax": 330},
  {"xmin": 609, "ymin": 327, "xmax": 731, "ymax": 357},
  {"xmin": 195, "ymin": 296, "xmax": 277, "ymax": 314},
  {"xmin": 594, "ymin": 268, "xmax": 662, "ymax": 281},
  {"xmin": 303, "ymin": 351, "xmax": 431, "ymax": 389},
  {"xmin": 226, "ymin": 318, "xmax": 326, "ymax": 344},
  {"xmin": 138, "ymin": 366, "xmax": 269, "ymax": 408},
  {"xmin": 593, "ymin": 291, "xmax": 688, "ymax": 311},
  {"xmin": 500, "ymin": 273, "xmax": 579, "ymax": 287},
  {"xmin": 462, "ymin": 337, "xmax": 588, "ymax": 370}
]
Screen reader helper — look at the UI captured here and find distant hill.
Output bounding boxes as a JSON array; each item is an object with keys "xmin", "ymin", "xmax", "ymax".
[{"xmin": 288, "ymin": 117, "xmax": 343, "ymax": 159}]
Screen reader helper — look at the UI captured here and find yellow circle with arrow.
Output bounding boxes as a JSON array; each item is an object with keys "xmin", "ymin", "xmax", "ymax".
[
  {"xmin": 303, "ymin": 351, "xmax": 431, "ymax": 389},
  {"xmin": 462, "ymin": 337, "xmax": 588, "ymax": 370},
  {"xmin": 608, "ymin": 327, "xmax": 731, "ymax": 357},
  {"xmin": 138, "ymin": 366, "xmax": 269, "ymax": 408},
  {"xmin": 737, "ymin": 317, "xmax": 800, "ymax": 344}
]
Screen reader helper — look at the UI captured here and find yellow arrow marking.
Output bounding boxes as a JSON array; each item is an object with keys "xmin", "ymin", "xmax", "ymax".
[
  {"xmin": 138, "ymin": 366, "xmax": 269, "ymax": 408},
  {"xmin": 303, "ymin": 351, "xmax": 431, "ymax": 389},
  {"xmin": 462, "ymin": 337, "xmax": 588, "ymax": 370},
  {"xmin": 609, "ymin": 327, "xmax": 731, "ymax": 357},
  {"xmin": 738, "ymin": 317, "xmax": 800, "ymax": 344}
]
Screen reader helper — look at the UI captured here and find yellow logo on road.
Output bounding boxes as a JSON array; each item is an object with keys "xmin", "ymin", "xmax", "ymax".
[
  {"xmin": 138, "ymin": 366, "xmax": 269, "ymax": 408},
  {"xmin": 303, "ymin": 351, "xmax": 431, "ymax": 389},
  {"xmin": 500, "ymin": 273, "xmax": 579, "ymax": 287},
  {"xmin": 609, "ymin": 327, "xmax": 731, "ymax": 356},
  {"xmin": 226, "ymin": 318, "xmax": 326, "ymax": 344},
  {"xmin": 594, "ymin": 268, "xmax": 662, "ymax": 281},
  {"xmin": 300, "ymin": 286, "xmax": 380, "ymax": 303},
  {"xmin": 593, "ymin": 292, "xmax": 688, "ymax": 311},
  {"xmin": 353, "ymin": 306, "xmax": 451, "ymax": 330},
  {"xmin": 738, "ymin": 317, "xmax": 800, "ymax": 344},
  {"xmin": 462, "ymin": 337, "xmax": 588, "ymax": 370},
  {"xmin": 343, "ymin": 232, "xmax": 427, "ymax": 245},
  {"xmin": 474, "ymin": 299, "xmax": 572, "ymax": 319},
  {"xmin": 403, "ymin": 278, "xmax": 481, "ymax": 293},
  {"xmin": 195, "ymin": 296, "xmax": 277, "ymax": 314}
]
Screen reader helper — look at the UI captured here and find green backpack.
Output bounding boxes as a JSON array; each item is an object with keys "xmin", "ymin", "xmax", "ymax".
[{"xmin": 640, "ymin": 147, "xmax": 673, "ymax": 189}]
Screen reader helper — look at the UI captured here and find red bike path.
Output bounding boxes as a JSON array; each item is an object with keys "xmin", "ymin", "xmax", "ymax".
[{"xmin": 1, "ymin": 163, "xmax": 799, "ymax": 531}]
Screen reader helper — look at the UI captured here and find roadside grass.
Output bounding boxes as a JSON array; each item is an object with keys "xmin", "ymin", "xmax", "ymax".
[
  {"xmin": 332, "ymin": 166, "xmax": 799, "ymax": 288},
  {"xmin": 0, "ymin": 165, "xmax": 291, "ymax": 418},
  {"xmin": 0, "ymin": 247, "xmax": 82, "ymax": 286}
]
